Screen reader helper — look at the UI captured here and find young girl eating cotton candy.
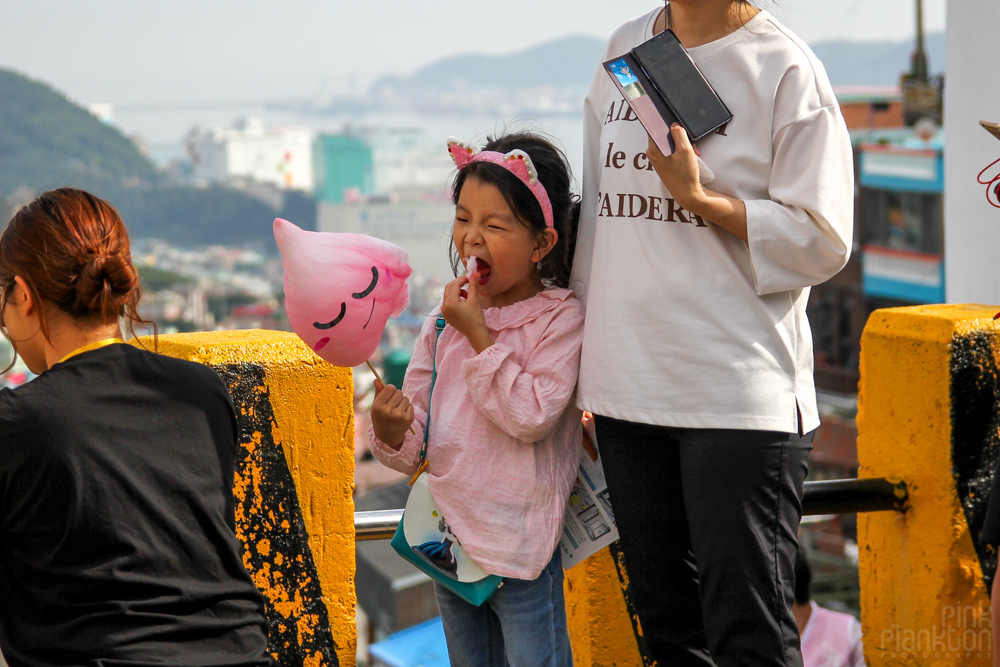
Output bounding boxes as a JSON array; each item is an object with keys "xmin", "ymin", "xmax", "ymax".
[{"xmin": 369, "ymin": 132, "xmax": 584, "ymax": 667}]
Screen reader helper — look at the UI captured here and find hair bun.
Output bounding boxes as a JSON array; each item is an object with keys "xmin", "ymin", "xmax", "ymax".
[
  {"xmin": 0, "ymin": 189, "xmax": 151, "ymax": 333},
  {"xmin": 75, "ymin": 253, "xmax": 138, "ymax": 319}
]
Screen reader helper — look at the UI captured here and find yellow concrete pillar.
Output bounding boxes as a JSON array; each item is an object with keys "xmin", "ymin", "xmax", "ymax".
[
  {"xmin": 565, "ymin": 544, "xmax": 655, "ymax": 666},
  {"xmin": 143, "ymin": 330, "xmax": 356, "ymax": 667},
  {"xmin": 858, "ymin": 305, "xmax": 998, "ymax": 666}
]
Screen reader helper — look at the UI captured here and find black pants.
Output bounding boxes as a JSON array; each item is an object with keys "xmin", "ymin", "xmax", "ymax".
[{"xmin": 594, "ymin": 416, "xmax": 813, "ymax": 667}]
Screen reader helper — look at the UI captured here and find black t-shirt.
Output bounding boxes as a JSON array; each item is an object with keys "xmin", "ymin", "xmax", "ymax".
[{"xmin": 0, "ymin": 344, "xmax": 275, "ymax": 667}]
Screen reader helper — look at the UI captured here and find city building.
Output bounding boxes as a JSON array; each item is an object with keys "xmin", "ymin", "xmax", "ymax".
[
  {"xmin": 317, "ymin": 196, "xmax": 455, "ymax": 280},
  {"xmin": 834, "ymin": 86, "xmax": 904, "ymax": 132},
  {"xmin": 132, "ymin": 240, "xmax": 285, "ymax": 335},
  {"xmin": 859, "ymin": 136, "xmax": 945, "ymax": 304},
  {"xmin": 86, "ymin": 102, "xmax": 115, "ymax": 125},
  {"xmin": 186, "ymin": 117, "xmax": 314, "ymax": 191},
  {"xmin": 314, "ymin": 134, "xmax": 375, "ymax": 204},
  {"xmin": 315, "ymin": 129, "xmax": 456, "ymax": 279},
  {"xmin": 314, "ymin": 127, "xmax": 454, "ymax": 207},
  {"xmin": 809, "ymin": 124, "xmax": 944, "ymax": 395},
  {"xmin": 363, "ymin": 127, "xmax": 454, "ymax": 194}
]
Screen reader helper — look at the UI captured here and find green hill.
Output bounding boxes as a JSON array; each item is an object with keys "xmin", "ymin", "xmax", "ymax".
[
  {"xmin": 0, "ymin": 68, "xmax": 313, "ymax": 246},
  {"xmin": 0, "ymin": 69, "xmax": 158, "ymax": 192}
]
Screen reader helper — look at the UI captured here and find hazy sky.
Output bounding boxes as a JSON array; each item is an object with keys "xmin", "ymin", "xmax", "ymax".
[{"xmin": 0, "ymin": 0, "xmax": 946, "ymax": 107}]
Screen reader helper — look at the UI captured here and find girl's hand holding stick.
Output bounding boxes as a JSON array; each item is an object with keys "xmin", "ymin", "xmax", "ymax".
[
  {"xmin": 369, "ymin": 365, "xmax": 416, "ymax": 443},
  {"xmin": 367, "ymin": 359, "xmax": 415, "ymax": 436}
]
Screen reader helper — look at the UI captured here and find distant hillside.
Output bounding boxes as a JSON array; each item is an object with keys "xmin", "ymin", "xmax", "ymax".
[
  {"xmin": 0, "ymin": 68, "xmax": 313, "ymax": 246},
  {"xmin": 813, "ymin": 32, "xmax": 945, "ymax": 86},
  {"xmin": 372, "ymin": 35, "xmax": 605, "ymax": 96},
  {"xmin": 0, "ymin": 68, "xmax": 158, "ymax": 194},
  {"xmin": 369, "ymin": 31, "xmax": 945, "ymax": 98}
]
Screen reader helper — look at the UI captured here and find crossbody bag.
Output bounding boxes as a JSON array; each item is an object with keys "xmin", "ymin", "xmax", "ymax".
[{"xmin": 389, "ymin": 314, "xmax": 504, "ymax": 606}]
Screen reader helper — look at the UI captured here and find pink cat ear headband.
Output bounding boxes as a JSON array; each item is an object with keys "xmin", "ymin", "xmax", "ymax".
[{"xmin": 447, "ymin": 137, "xmax": 554, "ymax": 228}]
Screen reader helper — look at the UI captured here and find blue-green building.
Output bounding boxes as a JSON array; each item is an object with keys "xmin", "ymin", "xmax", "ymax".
[{"xmin": 314, "ymin": 134, "xmax": 374, "ymax": 204}]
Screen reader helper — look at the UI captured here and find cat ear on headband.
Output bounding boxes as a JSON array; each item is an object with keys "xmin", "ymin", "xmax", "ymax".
[
  {"xmin": 447, "ymin": 137, "xmax": 477, "ymax": 167},
  {"xmin": 446, "ymin": 137, "xmax": 554, "ymax": 227},
  {"xmin": 446, "ymin": 137, "xmax": 539, "ymax": 185}
]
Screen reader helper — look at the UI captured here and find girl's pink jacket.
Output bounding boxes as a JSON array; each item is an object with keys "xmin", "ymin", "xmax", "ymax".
[{"xmin": 369, "ymin": 288, "xmax": 585, "ymax": 579}]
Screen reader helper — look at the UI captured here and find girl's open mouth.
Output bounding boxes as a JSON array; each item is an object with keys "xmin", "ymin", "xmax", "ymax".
[{"xmin": 474, "ymin": 258, "xmax": 492, "ymax": 285}]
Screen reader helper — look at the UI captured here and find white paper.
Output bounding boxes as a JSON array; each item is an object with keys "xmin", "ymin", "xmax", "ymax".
[
  {"xmin": 945, "ymin": 4, "xmax": 1000, "ymax": 303},
  {"xmin": 559, "ymin": 419, "xmax": 619, "ymax": 568}
]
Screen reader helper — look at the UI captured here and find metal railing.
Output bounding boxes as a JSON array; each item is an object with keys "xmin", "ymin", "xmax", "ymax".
[
  {"xmin": 801, "ymin": 477, "xmax": 907, "ymax": 516},
  {"xmin": 354, "ymin": 477, "xmax": 908, "ymax": 541},
  {"xmin": 356, "ymin": 509, "xmax": 405, "ymax": 541}
]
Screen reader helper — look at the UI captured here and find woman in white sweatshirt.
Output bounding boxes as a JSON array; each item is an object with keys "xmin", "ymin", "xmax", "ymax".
[{"xmin": 571, "ymin": 2, "xmax": 854, "ymax": 666}]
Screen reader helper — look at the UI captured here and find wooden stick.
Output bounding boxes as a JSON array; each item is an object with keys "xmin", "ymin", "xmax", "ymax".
[
  {"xmin": 365, "ymin": 359, "xmax": 383, "ymax": 383},
  {"xmin": 367, "ymin": 359, "xmax": 416, "ymax": 435}
]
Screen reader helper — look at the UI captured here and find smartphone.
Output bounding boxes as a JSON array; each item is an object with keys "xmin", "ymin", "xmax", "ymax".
[
  {"xmin": 631, "ymin": 30, "xmax": 732, "ymax": 141},
  {"xmin": 604, "ymin": 54, "xmax": 680, "ymax": 154}
]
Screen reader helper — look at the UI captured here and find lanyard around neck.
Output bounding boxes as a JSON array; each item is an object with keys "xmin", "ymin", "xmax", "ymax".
[
  {"xmin": 58, "ymin": 337, "xmax": 126, "ymax": 365},
  {"xmin": 408, "ymin": 315, "xmax": 447, "ymax": 486}
]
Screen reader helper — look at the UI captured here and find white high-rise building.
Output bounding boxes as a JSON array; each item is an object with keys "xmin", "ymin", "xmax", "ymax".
[{"xmin": 186, "ymin": 118, "xmax": 314, "ymax": 192}]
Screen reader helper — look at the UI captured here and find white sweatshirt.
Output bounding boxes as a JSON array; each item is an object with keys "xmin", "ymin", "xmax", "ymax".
[{"xmin": 572, "ymin": 7, "xmax": 854, "ymax": 433}]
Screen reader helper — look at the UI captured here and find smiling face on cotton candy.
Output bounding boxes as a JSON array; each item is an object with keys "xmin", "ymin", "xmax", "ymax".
[{"xmin": 274, "ymin": 218, "xmax": 412, "ymax": 368}]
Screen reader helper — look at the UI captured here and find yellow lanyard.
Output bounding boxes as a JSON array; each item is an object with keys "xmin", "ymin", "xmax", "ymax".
[{"xmin": 58, "ymin": 337, "xmax": 126, "ymax": 365}]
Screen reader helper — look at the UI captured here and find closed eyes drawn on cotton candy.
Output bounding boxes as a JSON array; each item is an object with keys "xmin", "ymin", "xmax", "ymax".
[{"xmin": 274, "ymin": 218, "xmax": 413, "ymax": 368}]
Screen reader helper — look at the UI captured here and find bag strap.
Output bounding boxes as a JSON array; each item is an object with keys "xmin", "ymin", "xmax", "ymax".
[{"xmin": 410, "ymin": 314, "xmax": 446, "ymax": 483}]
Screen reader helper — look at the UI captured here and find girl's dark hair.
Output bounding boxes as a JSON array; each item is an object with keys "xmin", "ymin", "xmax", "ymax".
[
  {"xmin": 0, "ymin": 188, "xmax": 156, "ymax": 365},
  {"xmin": 450, "ymin": 131, "xmax": 581, "ymax": 289},
  {"xmin": 666, "ymin": 1, "xmax": 766, "ymax": 32}
]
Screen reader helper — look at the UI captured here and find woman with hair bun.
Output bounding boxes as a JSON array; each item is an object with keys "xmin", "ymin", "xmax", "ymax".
[{"xmin": 0, "ymin": 189, "xmax": 275, "ymax": 666}]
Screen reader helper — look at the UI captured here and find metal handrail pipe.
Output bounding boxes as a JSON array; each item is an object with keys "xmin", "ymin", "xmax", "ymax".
[
  {"xmin": 802, "ymin": 477, "xmax": 908, "ymax": 516},
  {"xmin": 355, "ymin": 509, "xmax": 404, "ymax": 541},
  {"xmin": 353, "ymin": 478, "xmax": 909, "ymax": 540}
]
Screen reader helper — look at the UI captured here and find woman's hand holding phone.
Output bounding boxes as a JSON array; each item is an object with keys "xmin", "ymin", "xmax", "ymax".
[
  {"xmin": 646, "ymin": 126, "xmax": 703, "ymax": 209},
  {"xmin": 647, "ymin": 126, "xmax": 749, "ymax": 241}
]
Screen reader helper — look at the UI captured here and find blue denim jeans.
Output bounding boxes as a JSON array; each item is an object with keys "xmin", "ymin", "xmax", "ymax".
[{"xmin": 434, "ymin": 550, "xmax": 573, "ymax": 667}]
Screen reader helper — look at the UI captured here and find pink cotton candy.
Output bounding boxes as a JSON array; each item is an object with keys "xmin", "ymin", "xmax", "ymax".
[
  {"xmin": 274, "ymin": 218, "xmax": 413, "ymax": 368},
  {"xmin": 466, "ymin": 256, "xmax": 479, "ymax": 276}
]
